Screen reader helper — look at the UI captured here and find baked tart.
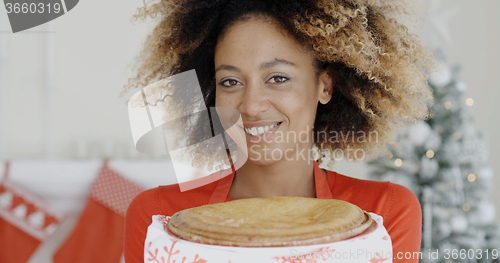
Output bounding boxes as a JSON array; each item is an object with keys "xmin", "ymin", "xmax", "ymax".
[{"xmin": 167, "ymin": 196, "xmax": 372, "ymax": 247}]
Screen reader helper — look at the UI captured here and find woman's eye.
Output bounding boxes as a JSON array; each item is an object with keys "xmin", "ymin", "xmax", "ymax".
[
  {"xmin": 268, "ymin": 75, "xmax": 289, "ymax": 84},
  {"xmin": 220, "ymin": 79, "xmax": 240, "ymax": 87}
]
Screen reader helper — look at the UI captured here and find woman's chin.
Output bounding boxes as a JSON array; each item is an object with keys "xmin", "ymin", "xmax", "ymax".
[
  {"xmin": 245, "ymin": 157, "xmax": 277, "ymax": 167},
  {"xmin": 244, "ymin": 147, "xmax": 288, "ymax": 166}
]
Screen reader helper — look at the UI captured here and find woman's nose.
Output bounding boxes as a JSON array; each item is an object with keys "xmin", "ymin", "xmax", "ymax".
[{"xmin": 238, "ymin": 82, "xmax": 270, "ymax": 117}]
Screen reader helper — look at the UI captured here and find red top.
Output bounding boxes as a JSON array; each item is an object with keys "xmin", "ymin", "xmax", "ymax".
[{"xmin": 124, "ymin": 162, "xmax": 422, "ymax": 262}]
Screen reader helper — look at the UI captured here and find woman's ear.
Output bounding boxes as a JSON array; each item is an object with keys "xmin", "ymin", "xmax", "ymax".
[{"xmin": 317, "ymin": 70, "xmax": 333, "ymax": 105}]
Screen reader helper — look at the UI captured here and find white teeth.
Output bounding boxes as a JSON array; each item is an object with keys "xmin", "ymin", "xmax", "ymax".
[{"xmin": 244, "ymin": 123, "xmax": 279, "ymax": 136}]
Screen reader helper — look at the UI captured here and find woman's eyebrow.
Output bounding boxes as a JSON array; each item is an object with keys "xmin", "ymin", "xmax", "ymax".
[
  {"xmin": 259, "ymin": 59, "xmax": 296, "ymax": 70},
  {"xmin": 215, "ymin": 59, "xmax": 297, "ymax": 73},
  {"xmin": 215, "ymin": 64, "xmax": 240, "ymax": 73}
]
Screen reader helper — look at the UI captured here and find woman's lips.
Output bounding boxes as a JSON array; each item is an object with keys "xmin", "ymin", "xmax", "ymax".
[{"xmin": 243, "ymin": 122, "xmax": 282, "ymax": 143}]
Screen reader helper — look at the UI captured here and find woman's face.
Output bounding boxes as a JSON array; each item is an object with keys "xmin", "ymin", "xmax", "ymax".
[{"xmin": 214, "ymin": 16, "xmax": 332, "ymax": 165}]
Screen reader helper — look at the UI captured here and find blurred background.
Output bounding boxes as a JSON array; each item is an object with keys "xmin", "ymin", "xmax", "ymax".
[{"xmin": 0, "ymin": 0, "xmax": 499, "ymax": 262}]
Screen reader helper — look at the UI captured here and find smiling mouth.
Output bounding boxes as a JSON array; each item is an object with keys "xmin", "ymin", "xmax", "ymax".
[{"xmin": 244, "ymin": 122, "xmax": 282, "ymax": 136}]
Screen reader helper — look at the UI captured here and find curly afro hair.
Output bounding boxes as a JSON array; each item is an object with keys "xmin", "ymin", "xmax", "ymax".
[{"xmin": 124, "ymin": 0, "xmax": 435, "ymax": 167}]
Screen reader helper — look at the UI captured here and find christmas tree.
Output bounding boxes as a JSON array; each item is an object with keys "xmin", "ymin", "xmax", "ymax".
[{"xmin": 368, "ymin": 51, "xmax": 500, "ymax": 262}]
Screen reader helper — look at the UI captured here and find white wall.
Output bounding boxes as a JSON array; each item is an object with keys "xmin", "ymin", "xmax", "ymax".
[
  {"xmin": 438, "ymin": 0, "xmax": 500, "ymax": 221},
  {"xmin": 0, "ymin": 0, "xmax": 156, "ymax": 160}
]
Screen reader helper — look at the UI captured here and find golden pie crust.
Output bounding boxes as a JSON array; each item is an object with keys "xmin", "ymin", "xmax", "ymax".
[{"xmin": 167, "ymin": 196, "xmax": 372, "ymax": 247}]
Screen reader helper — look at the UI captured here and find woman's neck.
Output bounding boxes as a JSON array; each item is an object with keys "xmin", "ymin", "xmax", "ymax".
[{"xmin": 227, "ymin": 158, "xmax": 316, "ymax": 200}]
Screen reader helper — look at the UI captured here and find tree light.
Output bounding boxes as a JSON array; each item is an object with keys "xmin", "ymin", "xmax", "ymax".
[
  {"xmin": 467, "ymin": 173, "xmax": 476, "ymax": 182},
  {"xmin": 444, "ymin": 101, "xmax": 452, "ymax": 109}
]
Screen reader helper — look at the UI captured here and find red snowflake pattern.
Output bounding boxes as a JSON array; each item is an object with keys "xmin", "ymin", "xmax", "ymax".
[
  {"xmin": 369, "ymin": 253, "xmax": 390, "ymax": 263},
  {"xmin": 158, "ymin": 215, "xmax": 171, "ymax": 227},
  {"xmin": 272, "ymin": 247, "xmax": 335, "ymax": 263},
  {"xmin": 146, "ymin": 240, "xmax": 209, "ymax": 263}
]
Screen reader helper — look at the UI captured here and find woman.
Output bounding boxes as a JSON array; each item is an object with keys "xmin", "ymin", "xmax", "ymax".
[{"xmin": 124, "ymin": 0, "xmax": 434, "ymax": 262}]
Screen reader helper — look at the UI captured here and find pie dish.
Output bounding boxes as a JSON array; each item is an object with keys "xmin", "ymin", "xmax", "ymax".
[{"xmin": 167, "ymin": 196, "xmax": 372, "ymax": 247}]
